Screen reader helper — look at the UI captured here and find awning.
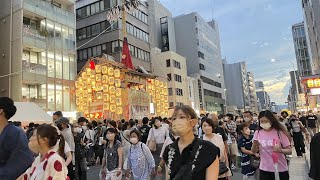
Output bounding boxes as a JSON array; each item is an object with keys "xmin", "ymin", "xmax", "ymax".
[{"xmin": 10, "ymin": 102, "xmax": 52, "ymax": 123}]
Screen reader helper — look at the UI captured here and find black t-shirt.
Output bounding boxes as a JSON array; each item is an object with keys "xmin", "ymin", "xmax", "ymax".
[
  {"xmin": 214, "ymin": 127, "xmax": 228, "ymax": 142},
  {"xmin": 163, "ymin": 137, "xmax": 220, "ymax": 180},
  {"xmin": 299, "ymin": 116, "xmax": 307, "ymax": 127},
  {"xmin": 249, "ymin": 123, "xmax": 259, "ymax": 134},
  {"xmin": 307, "ymin": 115, "xmax": 318, "ymax": 128},
  {"xmin": 139, "ymin": 125, "xmax": 151, "ymax": 144}
]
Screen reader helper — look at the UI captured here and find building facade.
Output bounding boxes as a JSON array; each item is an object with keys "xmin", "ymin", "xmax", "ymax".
[
  {"xmin": 76, "ymin": 0, "xmax": 151, "ymax": 72},
  {"xmin": 247, "ymin": 72, "xmax": 258, "ymax": 112},
  {"xmin": 223, "ymin": 61, "xmax": 250, "ymax": 111},
  {"xmin": 174, "ymin": 13, "xmax": 226, "ymax": 114},
  {"xmin": 302, "ymin": 0, "xmax": 320, "ymax": 74},
  {"xmin": 151, "ymin": 48, "xmax": 189, "ymax": 107},
  {"xmin": 255, "ymin": 81, "xmax": 271, "ymax": 111},
  {"xmin": 292, "ymin": 22, "xmax": 312, "ymax": 77},
  {"xmin": 0, "ymin": 0, "xmax": 77, "ymax": 112}
]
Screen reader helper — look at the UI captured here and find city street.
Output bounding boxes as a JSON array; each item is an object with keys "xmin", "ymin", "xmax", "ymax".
[{"xmin": 87, "ymin": 151, "xmax": 309, "ymax": 180}]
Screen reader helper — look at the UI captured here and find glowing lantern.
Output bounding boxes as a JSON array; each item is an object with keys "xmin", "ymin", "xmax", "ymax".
[
  {"xmin": 115, "ymin": 88, "xmax": 121, "ymax": 97},
  {"xmin": 95, "ymin": 65, "xmax": 101, "ymax": 73},
  {"xmin": 102, "ymin": 66, "xmax": 108, "ymax": 74},
  {"xmin": 116, "ymin": 107, "xmax": 123, "ymax": 115},
  {"xmin": 115, "ymin": 79, "xmax": 121, "ymax": 87},
  {"xmin": 109, "ymin": 77, "xmax": 115, "ymax": 85},
  {"xmin": 110, "ymin": 104, "xmax": 116, "ymax": 112},
  {"xmin": 110, "ymin": 95, "xmax": 116, "ymax": 104},
  {"xmin": 114, "ymin": 69, "xmax": 120, "ymax": 78},
  {"xmin": 102, "ymin": 75, "xmax": 108, "ymax": 84},
  {"xmin": 103, "ymin": 94, "xmax": 109, "ymax": 102},
  {"xmin": 104, "ymin": 103, "xmax": 110, "ymax": 110},
  {"xmin": 109, "ymin": 86, "xmax": 115, "ymax": 94},
  {"xmin": 108, "ymin": 67, "xmax": 114, "ymax": 76},
  {"xmin": 103, "ymin": 84, "xmax": 109, "ymax": 92},
  {"xmin": 116, "ymin": 98, "xmax": 122, "ymax": 106},
  {"xmin": 82, "ymin": 72, "xmax": 87, "ymax": 79},
  {"xmin": 96, "ymin": 92, "xmax": 102, "ymax": 99},
  {"xmin": 96, "ymin": 74, "xmax": 102, "ymax": 82},
  {"xmin": 96, "ymin": 83, "xmax": 102, "ymax": 91}
]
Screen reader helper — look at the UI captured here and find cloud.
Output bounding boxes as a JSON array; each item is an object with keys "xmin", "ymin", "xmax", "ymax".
[
  {"xmin": 251, "ymin": 41, "xmax": 258, "ymax": 45},
  {"xmin": 263, "ymin": 76, "xmax": 291, "ymax": 104},
  {"xmin": 259, "ymin": 42, "xmax": 269, "ymax": 48}
]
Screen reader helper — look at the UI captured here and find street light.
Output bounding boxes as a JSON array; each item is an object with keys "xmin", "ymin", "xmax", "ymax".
[{"xmin": 271, "ymin": 59, "xmax": 299, "ymax": 111}]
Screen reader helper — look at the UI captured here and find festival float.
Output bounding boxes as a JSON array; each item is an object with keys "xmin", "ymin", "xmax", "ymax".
[{"xmin": 75, "ymin": 58, "xmax": 169, "ymax": 120}]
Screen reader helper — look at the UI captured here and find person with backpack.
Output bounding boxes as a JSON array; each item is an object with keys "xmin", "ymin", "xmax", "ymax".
[
  {"xmin": 126, "ymin": 129, "xmax": 155, "ymax": 180},
  {"xmin": 252, "ymin": 110, "xmax": 292, "ymax": 180}
]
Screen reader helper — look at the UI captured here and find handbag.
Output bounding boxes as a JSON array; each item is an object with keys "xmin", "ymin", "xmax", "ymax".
[
  {"xmin": 147, "ymin": 128, "xmax": 157, "ymax": 152},
  {"xmin": 219, "ymin": 161, "xmax": 229, "ymax": 175},
  {"xmin": 250, "ymin": 156, "xmax": 260, "ymax": 169}
]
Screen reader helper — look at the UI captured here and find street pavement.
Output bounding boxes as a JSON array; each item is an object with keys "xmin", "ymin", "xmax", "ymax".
[{"xmin": 87, "ymin": 151, "xmax": 309, "ymax": 180}]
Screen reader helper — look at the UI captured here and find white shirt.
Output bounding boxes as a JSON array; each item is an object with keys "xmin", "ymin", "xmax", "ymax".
[
  {"xmin": 85, "ymin": 129, "xmax": 95, "ymax": 146},
  {"xmin": 161, "ymin": 123, "xmax": 170, "ymax": 130},
  {"xmin": 147, "ymin": 127, "xmax": 169, "ymax": 144}
]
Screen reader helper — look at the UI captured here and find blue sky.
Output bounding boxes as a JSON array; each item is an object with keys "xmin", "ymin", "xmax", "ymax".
[{"xmin": 159, "ymin": 0, "xmax": 303, "ymax": 104}]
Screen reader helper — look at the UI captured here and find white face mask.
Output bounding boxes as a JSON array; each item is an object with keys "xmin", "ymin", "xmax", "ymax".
[
  {"xmin": 224, "ymin": 117, "xmax": 229, "ymax": 121},
  {"xmin": 130, "ymin": 137, "xmax": 139, "ymax": 144},
  {"xmin": 260, "ymin": 123, "xmax": 271, "ymax": 130},
  {"xmin": 253, "ymin": 116, "xmax": 258, "ymax": 121},
  {"xmin": 82, "ymin": 126, "xmax": 87, "ymax": 131},
  {"xmin": 244, "ymin": 118, "xmax": 251, "ymax": 122}
]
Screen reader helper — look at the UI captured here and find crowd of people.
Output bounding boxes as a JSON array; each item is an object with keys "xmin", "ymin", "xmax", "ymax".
[{"xmin": 1, "ymin": 96, "xmax": 320, "ymax": 180}]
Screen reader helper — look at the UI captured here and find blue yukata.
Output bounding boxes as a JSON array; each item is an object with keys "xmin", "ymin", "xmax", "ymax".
[
  {"xmin": 127, "ymin": 142, "xmax": 155, "ymax": 180},
  {"xmin": 0, "ymin": 123, "xmax": 33, "ymax": 179}
]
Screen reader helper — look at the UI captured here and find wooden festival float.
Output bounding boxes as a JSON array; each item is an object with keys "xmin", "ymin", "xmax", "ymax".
[{"xmin": 75, "ymin": 57, "xmax": 169, "ymax": 120}]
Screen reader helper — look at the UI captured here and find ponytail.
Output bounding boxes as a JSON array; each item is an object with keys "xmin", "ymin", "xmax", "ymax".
[{"xmin": 58, "ymin": 135, "xmax": 65, "ymax": 158}]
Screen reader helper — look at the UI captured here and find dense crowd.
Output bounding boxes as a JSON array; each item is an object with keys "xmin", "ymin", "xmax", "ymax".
[{"xmin": 1, "ymin": 96, "xmax": 320, "ymax": 180}]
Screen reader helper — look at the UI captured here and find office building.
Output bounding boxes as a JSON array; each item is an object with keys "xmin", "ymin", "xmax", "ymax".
[
  {"xmin": 255, "ymin": 81, "xmax": 265, "ymax": 91},
  {"xmin": 151, "ymin": 48, "xmax": 189, "ymax": 107},
  {"xmin": 256, "ymin": 83, "xmax": 271, "ymax": 111},
  {"xmin": 223, "ymin": 61, "xmax": 250, "ymax": 111},
  {"xmin": 292, "ymin": 22, "xmax": 312, "ymax": 77},
  {"xmin": 0, "ymin": 0, "xmax": 77, "ymax": 112},
  {"xmin": 174, "ymin": 13, "xmax": 226, "ymax": 114},
  {"xmin": 76, "ymin": 0, "xmax": 151, "ymax": 72},
  {"xmin": 302, "ymin": 0, "xmax": 320, "ymax": 73},
  {"xmin": 247, "ymin": 72, "xmax": 258, "ymax": 112}
]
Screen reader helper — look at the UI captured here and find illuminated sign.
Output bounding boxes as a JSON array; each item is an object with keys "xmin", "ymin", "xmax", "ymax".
[{"xmin": 306, "ymin": 78, "xmax": 320, "ymax": 88}]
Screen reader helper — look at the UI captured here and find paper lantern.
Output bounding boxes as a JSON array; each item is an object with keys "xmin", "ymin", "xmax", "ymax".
[
  {"xmin": 102, "ymin": 66, "xmax": 108, "ymax": 74},
  {"xmin": 82, "ymin": 72, "xmax": 87, "ymax": 79},
  {"xmin": 114, "ymin": 69, "xmax": 120, "ymax": 78},
  {"xmin": 155, "ymin": 80, "xmax": 159, "ymax": 86},
  {"xmin": 96, "ymin": 92, "xmax": 102, "ymax": 99},
  {"xmin": 115, "ymin": 79, "xmax": 121, "ymax": 87},
  {"xmin": 103, "ymin": 84, "xmax": 109, "ymax": 92},
  {"xmin": 109, "ymin": 86, "xmax": 115, "ymax": 94},
  {"xmin": 96, "ymin": 74, "xmax": 102, "ymax": 82},
  {"xmin": 95, "ymin": 65, "xmax": 101, "ymax": 73},
  {"xmin": 91, "ymin": 80, "xmax": 96, "ymax": 87},
  {"xmin": 109, "ymin": 77, "xmax": 115, "ymax": 85},
  {"xmin": 86, "ymin": 68, "xmax": 91, "ymax": 74},
  {"xmin": 103, "ymin": 94, "xmax": 109, "ymax": 102},
  {"xmin": 104, "ymin": 103, "xmax": 110, "ymax": 110},
  {"xmin": 96, "ymin": 83, "xmax": 102, "ymax": 91},
  {"xmin": 110, "ymin": 95, "xmax": 116, "ymax": 104},
  {"xmin": 116, "ymin": 107, "xmax": 123, "ymax": 115},
  {"xmin": 102, "ymin": 75, "xmax": 108, "ymax": 84},
  {"xmin": 116, "ymin": 98, "xmax": 122, "ymax": 106},
  {"xmin": 115, "ymin": 88, "xmax": 121, "ymax": 97},
  {"xmin": 110, "ymin": 104, "xmax": 116, "ymax": 112},
  {"xmin": 108, "ymin": 67, "xmax": 114, "ymax": 76}
]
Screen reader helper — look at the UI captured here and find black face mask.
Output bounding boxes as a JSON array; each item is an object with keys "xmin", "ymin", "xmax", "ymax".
[{"xmin": 57, "ymin": 124, "xmax": 63, "ymax": 131}]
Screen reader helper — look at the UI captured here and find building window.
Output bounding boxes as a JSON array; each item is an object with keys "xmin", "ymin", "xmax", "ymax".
[
  {"xmin": 199, "ymin": 63, "xmax": 205, "ymax": 70},
  {"xmin": 195, "ymin": 16, "xmax": 198, "ymax": 22},
  {"xmin": 176, "ymin": 88, "xmax": 183, "ymax": 96},
  {"xmin": 168, "ymin": 88, "xmax": 173, "ymax": 96},
  {"xmin": 198, "ymin": 51, "xmax": 204, "ymax": 59},
  {"xmin": 167, "ymin": 74, "xmax": 172, "ymax": 81},
  {"xmin": 166, "ymin": 59, "xmax": 171, "ymax": 67},
  {"xmin": 177, "ymin": 102, "xmax": 183, "ymax": 106},
  {"xmin": 174, "ymin": 74, "xmax": 182, "ymax": 83},
  {"xmin": 173, "ymin": 60, "xmax": 181, "ymax": 69}
]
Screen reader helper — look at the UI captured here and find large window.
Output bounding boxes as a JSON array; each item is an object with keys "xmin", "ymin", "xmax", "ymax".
[
  {"xmin": 166, "ymin": 59, "xmax": 170, "ymax": 67},
  {"xmin": 174, "ymin": 74, "xmax": 182, "ymax": 83},
  {"xmin": 168, "ymin": 88, "xmax": 173, "ymax": 96},
  {"xmin": 176, "ymin": 88, "xmax": 183, "ymax": 96},
  {"xmin": 173, "ymin": 60, "xmax": 181, "ymax": 69},
  {"xmin": 76, "ymin": 21, "xmax": 115, "ymax": 40}
]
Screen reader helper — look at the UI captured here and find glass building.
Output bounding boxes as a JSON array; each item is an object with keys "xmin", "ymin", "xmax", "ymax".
[{"xmin": 0, "ymin": 0, "xmax": 77, "ymax": 112}]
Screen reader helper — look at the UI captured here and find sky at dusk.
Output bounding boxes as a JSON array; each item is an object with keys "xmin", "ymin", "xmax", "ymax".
[{"xmin": 158, "ymin": 0, "xmax": 303, "ymax": 104}]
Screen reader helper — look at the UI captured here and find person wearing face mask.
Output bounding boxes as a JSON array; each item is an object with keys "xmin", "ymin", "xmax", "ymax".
[
  {"xmin": 243, "ymin": 111, "xmax": 259, "ymax": 134},
  {"xmin": 289, "ymin": 115, "xmax": 309, "ymax": 157},
  {"xmin": 146, "ymin": 117, "xmax": 169, "ymax": 179},
  {"xmin": 126, "ymin": 129, "xmax": 155, "ymax": 180},
  {"xmin": 101, "ymin": 128, "xmax": 123, "ymax": 180},
  {"xmin": 55, "ymin": 117, "xmax": 75, "ymax": 157},
  {"xmin": 22, "ymin": 124, "xmax": 68, "ymax": 179},
  {"xmin": 78, "ymin": 117, "xmax": 88, "ymax": 133},
  {"xmin": 73, "ymin": 123, "xmax": 88, "ymax": 180},
  {"xmin": 251, "ymin": 110, "xmax": 292, "ymax": 180},
  {"xmin": 162, "ymin": 105, "xmax": 220, "ymax": 180},
  {"xmin": 0, "ymin": 97, "xmax": 33, "ymax": 179},
  {"xmin": 238, "ymin": 123, "xmax": 258, "ymax": 180},
  {"xmin": 202, "ymin": 118, "xmax": 231, "ymax": 180}
]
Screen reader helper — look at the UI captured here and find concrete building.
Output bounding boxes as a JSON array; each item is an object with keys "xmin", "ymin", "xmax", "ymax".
[
  {"xmin": 302, "ymin": 0, "xmax": 320, "ymax": 73},
  {"xmin": 255, "ymin": 81, "xmax": 265, "ymax": 91},
  {"xmin": 255, "ymin": 81, "xmax": 271, "ymax": 110},
  {"xmin": 292, "ymin": 22, "xmax": 312, "ymax": 77},
  {"xmin": 152, "ymin": 48, "xmax": 189, "ymax": 107},
  {"xmin": 247, "ymin": 72, "xmax": 258, "ymax": 112},
  {"xmin": 76, "ymin": 0, "xmax": 151, "ymax": 72},
  {"xmin": 187, "ymin": 76, "xmax": 201, "ymax": 115},
  {"xmin": 288, "ymin": 70, "xmax": 302, "ymax": 111},
  {"xmin": 223, "ymin": 61, "xmax": 250, "ymax": 111},
  {"xmin": 174, "ymin": 13, "xmax": 225, "ymax": 114},
  {"xmin": 0, "ymin": 0, "xmax": 77, "ymax": 112}
]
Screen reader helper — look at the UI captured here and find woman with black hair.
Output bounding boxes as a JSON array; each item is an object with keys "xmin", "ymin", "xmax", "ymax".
[
  {"xmin": 252, "ymin": 110, "xmax": 292, "ymax": 180},
  {"xmin": 23, "ymin": 124, "xmax": 68, "ymax": 179},
  {"xmin": 101, "ymin": 128, "xmax": 123, "ymax": 180}
]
